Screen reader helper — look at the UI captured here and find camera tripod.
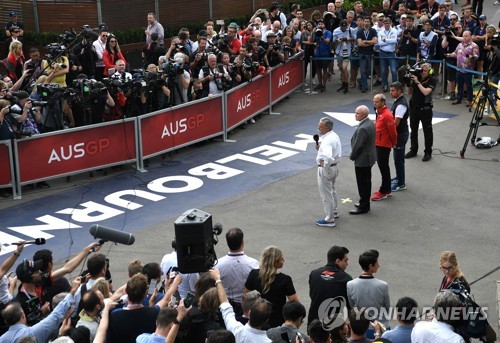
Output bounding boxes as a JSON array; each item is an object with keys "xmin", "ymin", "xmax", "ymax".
[{"xmin": 460, "ymin": 74, "xmax": 500, "ymax": 158}]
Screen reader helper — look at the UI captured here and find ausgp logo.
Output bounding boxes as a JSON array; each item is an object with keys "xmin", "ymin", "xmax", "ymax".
[{"xmin": 318, "ymin": 296, "xmax": 348, "ymax": 330}]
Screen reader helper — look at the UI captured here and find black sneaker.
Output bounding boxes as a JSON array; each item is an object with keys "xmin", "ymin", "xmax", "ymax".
[
  {"xmin": 374, "ymin": 79, "xmax": 382, "ymax": 86},
  {"xmin": 422, "ymin": 153, "xmax": 432, "ymax": 162}
]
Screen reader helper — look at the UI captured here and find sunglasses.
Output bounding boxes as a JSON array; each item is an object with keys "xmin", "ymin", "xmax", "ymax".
[{"xmin": 13, "ymin": 31, "xmax": 20, "ymax": 33}]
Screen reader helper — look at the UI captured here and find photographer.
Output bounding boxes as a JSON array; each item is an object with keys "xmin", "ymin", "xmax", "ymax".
[
  {"xmin": 42, "ymin": 55, "xmax": 70, "ymax": 87},
  {"xmin": 0, "ymin": 98, "xmax": 15, "ymax": 141},
  {"xmin": 446, "ymin": 30, "xmax": 479, "ymax": 107},
  {"xmin": 143, "ymin": 64, "xmax": 170, "ymax": 111},
  {"xmin": 417, "ymin": 20, "xmax": 438, "ymax": 61},
  {"xmin": 332, "ymin": 20, "xmax": 356, "ymax": 93},
  {"xmin": 142, "ymin": 32, "xmax": 166, "ymax": 69},
  {"xmin": 23, "ymin": 48, "xmax": 45, "ymax": 87},
  {"xmin": 6, "ymin": 91, "xmax": 43, "ymax": 137},
  {"xmin": 221, "ymin": 52, "xmax": 242, "ymax": 87},
  {"xmin": 165, "ymin": 52, "xmax": 190, "ymax": 105},
  {"xmin": 191, "ymin": 79, "xmax": 205, "ymax": 100},
  {"xmin": 199, "ymin": 54, "xmax": 230, "ymax": 97},
  {"xmin": 71, "ymin": 75, "xmax": 115, "ymax": 125},
  {"xmin": 406, "ymin": 62, "xmax": 436, "ymax": 162},
  {"xmin": 397, "ymin": 15, "xmax": 419, "ymax": 69},
  {"xmin": 234, "ymin": 45, "xmax": 260, "ymax": 82},
  {"xmin": 166, "ymin": 36, "xmax": 190, "ymax": 62},
  {"xmin": 264, "ymin": 32, "xmax": 285, "ymax": 68},
  {"xmin": 189, "ymin": 37, "xmax": 210, "ymax": 78},
  {"xmin": 441, "ymin": 20, "xmax": 463, "ymax": 101},
  {"xmin": 308, "ymin": 19, "xmax": 332, "ymax": 92},
  {"xmin": 72, "ymin": 35, "xmax": 98, "ymax": 79}
]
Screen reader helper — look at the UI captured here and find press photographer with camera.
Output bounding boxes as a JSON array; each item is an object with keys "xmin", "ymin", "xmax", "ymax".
[
  {"xmin": 22, "ymin": 48, "xmax": 45, "ymax": 87},
  {"xmin": 405, "ymin": 62, "xmax": 436, "ymax": 162},
  {"xmin": 142, "ymin": 64, "xmax": 170, "ymax": 111},
  {"xmin": 441, "ymin": 20, "xmax": 463, "ymax": 101},
  {"xmin": 71, "ymin": 75, "xmax": 115, "ymax": 125},
  {"xmin": 4, "ymin": 91, "xmax": 43, "ymax": 137},
  {"xmin": 308, "ymin": 19, "xmax": 332, "ymax": 92},
  {"xmin": 446, "ymin": 30, "xmax": 479, "ymax": 107},
  {"xmin": 189, "ymin": 37, "xmax": 210, "ymax": 78},
  {"xmin": 164, "ymin": 52, "xmax": 190, "ymax": 105},
  {"xmin": 264, "ymin": 32, "xmax": 285, "ymax": 68},
  {"xmin": 397, "ymin": 15, "xmax": 419, "ymax": 69},
  {"xmin": 199, "ymin": 54, "xmax": 231, "ymax": 97},
  {"xmin": 333, "ymin": 20, "xmax": 356, "ymax": 93},
  {"xmin": 42, "ymin": 54, "xmax": 69, "ymax": 87},
  {"xmin": 417, "ymin": 20, "xmax": 438, "ymax": 61}
]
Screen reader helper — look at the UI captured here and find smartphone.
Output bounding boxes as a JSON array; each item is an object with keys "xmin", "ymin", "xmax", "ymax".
[
  {"xmin": 216, "ymin": 19, "xmax": 225, "ymax": 26},
  {"xmin": 170, "ymin": 294, "xmax": 178, "ymax": 306},
  {"xmin": 148, "ymin": 279, "xmax": 157, "ymax": 296},
  {"xmin": 183, "ymin": 292, "xmax": 194, "ymax": 308}
]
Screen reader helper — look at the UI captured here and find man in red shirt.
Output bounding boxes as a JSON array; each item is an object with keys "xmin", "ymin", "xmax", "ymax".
[{"xmin": 372, "ymin": 94, "xmax": 397, "ymax": 201}]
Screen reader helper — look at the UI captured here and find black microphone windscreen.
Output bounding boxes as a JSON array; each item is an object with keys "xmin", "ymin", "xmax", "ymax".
[
  {"xmin": 89, "ymin": 225, "xmax": 135, "ymax": 245},
  {"xmin": 313, "ymin": 134, "xmax": 319, "ymax": 143},
  {"xmin": 35, "ymin": 238, "xmax": 46, "ymax": 245}
]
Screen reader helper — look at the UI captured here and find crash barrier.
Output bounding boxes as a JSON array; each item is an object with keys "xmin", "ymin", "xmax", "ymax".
[{"xmin": 2, "ymin": 55, "xmax": 305, "ymax": 199}]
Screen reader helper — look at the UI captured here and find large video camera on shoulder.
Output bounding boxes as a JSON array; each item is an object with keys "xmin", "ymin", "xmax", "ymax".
[{"xmin": 398, "ymin": 61, "xmax": 424, "ymax": 86}]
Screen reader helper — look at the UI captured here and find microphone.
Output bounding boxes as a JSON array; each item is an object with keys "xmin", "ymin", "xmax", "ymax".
[
  {"xmin": 313, "ymin": 134, "xmax": 319, "ymax": 147},
  {"xmin": 213, "ymin": 223, "xmax": 223, "ymax": 236},
  {"xmin": 89, "ymin": 225, "xmax": 135, "ymax": 245},
  {"xmin": 11, "ymin": 238, "xmax": 46, "ymax": 246}
]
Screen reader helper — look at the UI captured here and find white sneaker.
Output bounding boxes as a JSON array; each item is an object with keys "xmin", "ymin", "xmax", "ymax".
[
  {"xmin": 312, "ymin": 79, "xmax": 317, "ymax": 85},
  {"xmin": 250, "ymin": 118, "xmax": 256, "ymax": 124}
]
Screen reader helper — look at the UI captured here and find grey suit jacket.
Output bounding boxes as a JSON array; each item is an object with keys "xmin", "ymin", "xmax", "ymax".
[{"xmin": 350, "ymin": 117, "xmax": 376, "ymax": 167}]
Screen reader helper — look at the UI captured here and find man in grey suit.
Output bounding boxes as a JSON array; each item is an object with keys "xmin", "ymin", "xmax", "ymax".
[{"xmin": 349, "ymin": 105, "xmax": 376, "ymax": 215}]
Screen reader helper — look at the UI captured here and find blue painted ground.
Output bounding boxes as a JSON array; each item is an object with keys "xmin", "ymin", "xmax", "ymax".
[{"xmin": 0, "ymin": 100, "xmax": 454, "ymax": 262}]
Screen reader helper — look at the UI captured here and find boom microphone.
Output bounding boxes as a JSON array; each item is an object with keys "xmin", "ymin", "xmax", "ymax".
[
  {"xmin": 89, "ymin": 225, "xmax": 135, "ymax": 245},
  {"xmin": 313, "ymin": 134, "xmax": 319, "ymax": 146},
  {"xmin": 11, "ymin": 238, "xmax": 46, "ymax": 246}
]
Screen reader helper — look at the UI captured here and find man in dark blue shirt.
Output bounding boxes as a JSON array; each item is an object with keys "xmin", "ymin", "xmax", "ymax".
[
  {"xmin": 309, "ymin": 19, "xmax": 332, "ymax": 92},
  {"xmin": 356, "ymin": 16, "xmax": 378, "ymax": 93}
]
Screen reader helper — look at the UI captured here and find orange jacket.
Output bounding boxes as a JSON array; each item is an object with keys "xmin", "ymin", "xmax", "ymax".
[{"xmin": 375, "ymin": 106, "xmax": 397, "ymax": 148}]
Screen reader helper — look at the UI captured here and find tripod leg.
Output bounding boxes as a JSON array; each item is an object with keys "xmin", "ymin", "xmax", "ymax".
[{"xmin": 460, "ymin": 97, "xmax": 485, "ymax": 158}]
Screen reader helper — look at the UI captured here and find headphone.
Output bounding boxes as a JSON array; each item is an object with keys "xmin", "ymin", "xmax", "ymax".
[
  {"xmin": 421, "ymin": 62, "xmax": 434, "ymax": 75},
  {"xmin": 20, "ymin": 259, "xmax": 34, "ymax": 283}
]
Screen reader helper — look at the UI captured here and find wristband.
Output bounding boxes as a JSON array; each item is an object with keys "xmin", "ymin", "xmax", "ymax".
[{"xmin": 215, "ymin": 279, "xmax": 222, "ymax": 285}]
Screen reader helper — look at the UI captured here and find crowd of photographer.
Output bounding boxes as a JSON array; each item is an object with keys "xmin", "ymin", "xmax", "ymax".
[
  {"xmin": 0, "ymin": 3, "xmax": 306, "ymax": 141},
  {"xmin": 305, "ymin": 1, "xmax": 499, "ymax": 95},
  {"xmin": 0, "ymin": 231, "xmax": 496, "ymax": 343}
]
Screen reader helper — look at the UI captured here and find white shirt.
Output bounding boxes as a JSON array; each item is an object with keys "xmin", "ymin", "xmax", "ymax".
[
  {"xmin": 411, "ymin": 318, "xmax": 465, "ymax": 343},
  {"xmin": 160, "ymin": 251, "xmax": 199, "ymax": 299},
  {"xmin": 0, "ymin": 276, "xmax": 13, "ymax": 304},
  {"xmin": 215, "ymin": 252, "xmax": 259, "ymax": 303},
  {"xmin": 93, "ymin": 38, "xmax": 106, "ymax": 66},
  {"xmin": 220, "ymin": 302, "xmax": 272, "ymax": 343},
  {"xmin": 316, "ymin": 130, "xmax": 342, "ymax": 166}
]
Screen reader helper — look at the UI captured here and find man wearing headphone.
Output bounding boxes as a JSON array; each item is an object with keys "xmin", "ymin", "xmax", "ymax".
[{"xmin": 405, "ymin": 62, "xmax": 436, "ymax": 162}]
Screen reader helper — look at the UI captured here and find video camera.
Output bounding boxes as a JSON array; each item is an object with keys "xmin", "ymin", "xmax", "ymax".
[
  {"xmin": 444, "ymin": 25, "xmax": 458, "ymax": 37},
  {"xmin": 315, "ymin": 28, "xmax": 323, "ymax": 37},
  {"xmin": 398, "ymin": 61, "xmax": 424, "ymax": 86},
  {"xmin": 161, "ymin": 61, "xmax": 185, "ymax": 78}
]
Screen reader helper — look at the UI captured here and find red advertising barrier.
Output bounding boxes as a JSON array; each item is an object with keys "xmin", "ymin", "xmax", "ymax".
[
  {"xmin": 271, "ymin": 58, "xmax": 304, "ymax": 103},
  {"xmin": 0, "ymin": 141, "xmax": 12, "ymax": 186},
  {"xmin": 140, "ymin": 96, "xmax": 224, "ymax": 158},
  {"xmin": 17, "ymin": 120, "xmax": 137, "ymax": 183},
  {"xmin": 225, "ymin": 73, "xmax": 270, "ymax": 130}
]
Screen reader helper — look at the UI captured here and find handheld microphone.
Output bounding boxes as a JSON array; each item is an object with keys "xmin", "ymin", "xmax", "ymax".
[
  {"xmin": 313, "ymin": 134, "xmax": 319, "ymax": 147},
  {"xmin": 11, "ymin": 238, "xmax": 46, "ymax": 246},
  {"xmin": 89, "ymin": 225, "xmax": 135, "ymax": 245}
]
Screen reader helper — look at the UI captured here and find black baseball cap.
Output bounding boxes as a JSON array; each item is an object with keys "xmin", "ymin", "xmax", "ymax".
[
  {"xmin": 16, "ymin": 259, "xmax": 44, "ymax": 283},
  {"xmin": 9, "ymin": 11, "xmax": 17, "ymax": 17}
]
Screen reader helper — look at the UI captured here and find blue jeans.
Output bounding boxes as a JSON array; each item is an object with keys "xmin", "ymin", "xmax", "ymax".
[
  {"xmin": 379, "ymin": 51, "xmax": 397, "ymax": 88},
  {"xmin": 359, "ymin": 54, "xmax": 372, "ymax": 91},
  {"xmin": 393, "ymin": 131, "xmax": 409, "ymax": 186},
  {"xmin": 456, "ymin": 71, "xmax": 473, "ymax": 102}
]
